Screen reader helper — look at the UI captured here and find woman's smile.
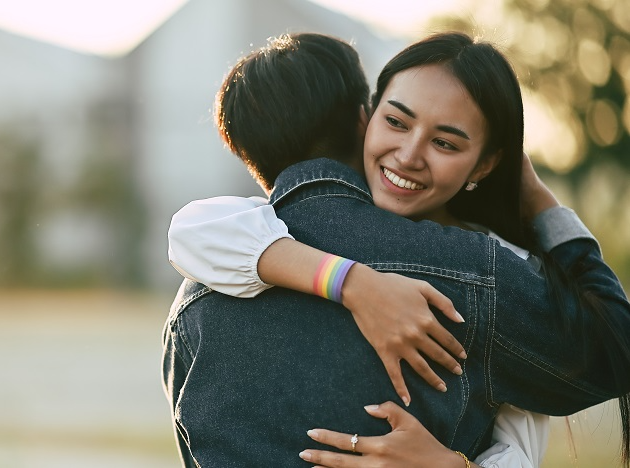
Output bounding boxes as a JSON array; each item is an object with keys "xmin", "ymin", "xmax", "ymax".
[{"xmin": 381, "ymin": 167, "xmax": 426, "ymax": 192}]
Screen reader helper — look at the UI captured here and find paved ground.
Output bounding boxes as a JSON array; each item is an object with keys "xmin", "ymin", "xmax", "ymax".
[
  {"xmin": 0, "ymin": 290, "xmax": 180, "ymax": 468},
  {"xmin": 0, "ymin": 290, "xmax": 623, "ymax": 467}
]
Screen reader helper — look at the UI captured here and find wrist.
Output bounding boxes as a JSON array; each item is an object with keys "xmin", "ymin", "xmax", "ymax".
[
  {"xmin": 453, "ymin": 450, "xmax": 471, "ymax": 468},
  {"xmin": 340, "ymin": 262, "xmax": 371, "ymax": 310},
  {"xmin": 522, "ymin": 186, "xmax": 559, "ymax": 222},
  {"xmin": 312, "ymin": 254, "xmax": 357, "ymax": 303}
]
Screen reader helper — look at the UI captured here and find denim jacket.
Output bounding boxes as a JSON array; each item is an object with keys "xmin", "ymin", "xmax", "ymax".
[{"xmin": 163, "ymin": 158, "xmax": 630, "ymax": 466}]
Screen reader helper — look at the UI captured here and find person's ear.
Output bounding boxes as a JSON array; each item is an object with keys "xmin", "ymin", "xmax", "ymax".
[{"xmin": 471, "ymin": 150, "xmax": 502, "ymax": 183}]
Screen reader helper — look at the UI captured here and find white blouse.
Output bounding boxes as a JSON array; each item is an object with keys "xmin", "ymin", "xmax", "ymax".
[{"xmin": 168, "ymin": 195, "xmax": 550, "ymax": 467}]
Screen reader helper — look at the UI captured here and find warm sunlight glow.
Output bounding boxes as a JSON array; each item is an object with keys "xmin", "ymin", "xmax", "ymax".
[
  {"xmin": 0, "ymin": 0, "xmax": 188, "ymax": 56},
  {"xmin": 523, "ymin": 93, "xmax": 582, "ymax": 173},
  {"xmin": 308, "ymin": 0, "xmax": 469, "ymax": 37}
]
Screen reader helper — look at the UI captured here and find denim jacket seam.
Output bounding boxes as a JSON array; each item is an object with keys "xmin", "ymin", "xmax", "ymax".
[
  {"xmin": 272, "ymin": 177, "xmax": 372, "ymax": 206},
  {"xmin": 173, "ymin": 319, "xmax": 195, "ymax": 369},
  {"xmin": 172, "ymin": 285, "xmax": 214, "ymax": 321},
  {"xmin": 286, "ymin": 191, "xmax": 372, "ymax": 206},
  {"xmin": 485, "ymin": 242, "xmax": 499, "ymax": 408},
  {"xmin": 492, "ymin": 334, "xmax": 615, "ymax": 400},
  {"xmin": 366, "ymin": 263, "xmax": 493, "ymax": 286},
  {"xmin": 447, "ymin": 283, "xmax": 479, "ymax": 448}
]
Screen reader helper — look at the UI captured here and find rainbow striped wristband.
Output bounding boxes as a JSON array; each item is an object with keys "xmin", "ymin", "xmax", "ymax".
[{"xmin": 312, "ymin": 254, "xmax": 357, "ymax": 304}]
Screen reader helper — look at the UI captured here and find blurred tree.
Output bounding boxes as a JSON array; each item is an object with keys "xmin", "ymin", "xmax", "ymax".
[
  {"xmin": 0, "ymin": 128, "xmax": 41, "ymax": 285},
  {"xmin": 430, "ymin": 0, "xmax": 630, "ymax": 287},
  {"xmin": 0, "ymin": 97, "xmax": 147, "ymax": 288}
]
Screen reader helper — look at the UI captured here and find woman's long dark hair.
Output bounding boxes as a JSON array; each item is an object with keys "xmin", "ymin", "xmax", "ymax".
[{"xmin": 373, "ymin": 32, "xmax": 629, "ymax": 465}]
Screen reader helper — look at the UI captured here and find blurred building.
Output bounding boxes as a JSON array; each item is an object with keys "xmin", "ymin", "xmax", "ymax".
[{"xmin": 0, "ymin": 0, "xmax": 403, "ymax": 289}]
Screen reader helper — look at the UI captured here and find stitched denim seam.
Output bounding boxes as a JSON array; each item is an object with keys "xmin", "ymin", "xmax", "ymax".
[
  {"xmin": 174, "ymin": 319, "xmax": 194, "ymax": 368},
  {"xmin": 486, "ymin": 241, "xmax": 499, "ymax": 409},
  {"xmin": 273, "ymin": 177, "xmax": 372, "ymax": 205},
  {"xmin": 366, "ymin": 263, "xmax": 493, "ymax": 286},
  {"xmin": 450, "ymin": 285, "xmax": 475, "ymax": 446},
  {"xmin": 173, "ymin": 286, "xmax": 213, "ymax": 320},
  {"xmin": 493, "ymin": 335, "xmax": 614, "ymax": 401}
]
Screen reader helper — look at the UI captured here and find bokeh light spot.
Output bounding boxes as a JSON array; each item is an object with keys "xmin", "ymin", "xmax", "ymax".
[
  {"xmin": 611, "ymin": 0, "xmax": 630, "ymax": 33},
  {"xmin": 523, "ymin": 93, "xmax": 582, "ymax": 172},
  {"xmin": 586, "ymin": 99, "xmax": 621, "ymax": 146},
  {"xmin": 578, "ymin": 39, "xmax": 612, "ymax": 86}
]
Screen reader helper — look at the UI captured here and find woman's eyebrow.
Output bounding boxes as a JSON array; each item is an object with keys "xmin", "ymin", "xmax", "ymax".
[
  {"xmin": 387, "ymin": 99, "xmax": 470, "ymax": 140},
  {"xmin": 387, "ymin": 100, "xmax": 416, "ymax": 118},
  {"xmin": 436, "ymin": 125, "xmax": 470, "ymax": 140}
]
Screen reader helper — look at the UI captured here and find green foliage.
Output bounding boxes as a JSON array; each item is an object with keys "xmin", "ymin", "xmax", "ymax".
[{"xmin": 0, "ymin": 129, "xmax": 40, "ymax": 285}]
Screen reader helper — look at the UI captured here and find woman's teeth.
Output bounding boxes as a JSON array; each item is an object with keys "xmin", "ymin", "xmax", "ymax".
[{"xmin": 382, "ymin": 168, "xmax": 423, "ymax": 190}]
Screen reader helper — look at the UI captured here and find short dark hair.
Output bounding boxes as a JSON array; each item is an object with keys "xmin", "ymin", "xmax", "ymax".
[
  {"xmin": 373, "ymin": 32, "xmax": 526, "ymax": 247},
  {"xmin": 216, "ymin": 33, "xmax": 370, "ymax": 192}
]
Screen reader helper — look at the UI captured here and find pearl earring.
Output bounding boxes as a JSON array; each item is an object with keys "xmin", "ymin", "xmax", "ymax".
[{"xmin": 465, "ymin": 181, "xmax": 478, "ymax": 191}]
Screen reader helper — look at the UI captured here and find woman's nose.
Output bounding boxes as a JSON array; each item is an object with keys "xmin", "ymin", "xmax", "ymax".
[{"xmin": 395, "ymin": 142, "xmax": 426, "ymax": 170}]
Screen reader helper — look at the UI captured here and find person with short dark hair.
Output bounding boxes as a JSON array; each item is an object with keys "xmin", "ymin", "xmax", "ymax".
[{"xmin": 163, "ymin": 32, "xmax": 630, "ymax": 467}]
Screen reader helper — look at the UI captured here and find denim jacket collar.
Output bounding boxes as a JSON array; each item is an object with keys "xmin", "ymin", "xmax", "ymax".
[{"xmin": 269, "ymin": 158, "xmax": 373, "ymax": 207}]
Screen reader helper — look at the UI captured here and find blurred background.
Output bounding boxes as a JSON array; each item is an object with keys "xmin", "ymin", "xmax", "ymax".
[{"xmin": 0, "ymin": 0, "xmax": 628, "ymax": 466}]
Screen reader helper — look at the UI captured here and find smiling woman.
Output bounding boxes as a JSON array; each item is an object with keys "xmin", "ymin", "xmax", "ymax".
[
  {"xmin": 363, "ymin": 63, "xmax": 499, "ymax": 225},
  {"xmin": 0, "ymin": 0, "xmax": 188, "ymax": 56}
]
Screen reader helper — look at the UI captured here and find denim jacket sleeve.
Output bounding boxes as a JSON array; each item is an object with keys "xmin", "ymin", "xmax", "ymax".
[{"xmin": 490, "ymin": 207, "xmax": 630, "ymax": 414}]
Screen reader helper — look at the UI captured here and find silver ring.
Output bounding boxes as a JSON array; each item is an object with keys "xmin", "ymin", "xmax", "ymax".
[{"xmin": 350, "ymin": 434, "xmax": 358, "ymax": 452}]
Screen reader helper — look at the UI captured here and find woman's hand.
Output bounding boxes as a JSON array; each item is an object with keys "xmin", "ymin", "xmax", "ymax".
[
  {"xmin": 341, "ymin": 264, "xmax": 466, "ymax": 405},
  {"xmin": 519, "ymin": 152, "xmax": 559, "ymax": 222},
  {"xmin": 299, "ymin": 401, "xmax": 474, "ymax": 468}
]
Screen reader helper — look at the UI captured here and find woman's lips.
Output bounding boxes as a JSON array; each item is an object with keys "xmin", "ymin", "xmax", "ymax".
[{"xmin": 382, "ymin": 167, "xmax": 425, "ymax": 191}]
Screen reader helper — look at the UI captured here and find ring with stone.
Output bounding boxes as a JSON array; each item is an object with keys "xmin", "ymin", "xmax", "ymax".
[{"xmin": 350, "ymin": 434, "xmax": 359, "ymax": 452}]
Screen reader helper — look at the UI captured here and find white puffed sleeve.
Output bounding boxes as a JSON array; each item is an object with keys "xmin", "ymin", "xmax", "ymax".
[
  {"xmin": 474, "ymin": 405, "xmax": 549, "ymax": 468},
  {"xmin": 168, "ymin": 196, "xmax": 293, "ymax": 298}
]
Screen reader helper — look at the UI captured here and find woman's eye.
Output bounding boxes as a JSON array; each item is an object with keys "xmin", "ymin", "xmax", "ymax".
[
  {"xmin": 385, "ymin": 116, "xmax": 406, "ymax": 129},
  {"xmin": 434, "ymin": 139, "xmax": 456, "ymax": 150}
]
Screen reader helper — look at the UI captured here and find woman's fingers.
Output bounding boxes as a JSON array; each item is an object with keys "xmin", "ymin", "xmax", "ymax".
[
  {"xmin": 401, "ymin": 352, "xmax": 447, "ymax": 392},
  {"xmin": 418, "ymin": 283, "xmax": 467, "ymax": 359},
  {"xmin": 380, "ymin": 356, "xmax": 411, "ymax": 406},
  {"xmin": 307, "ymin": 428, "xmax": 372, "ymax": 453},
  {"xmin": 301, "ymin": 403, "xmax": 428, "ymax": 467},
  {"xmin": 410, "ymin": 334, "xmax": 463, "ymax": 377},
  {"xmin": 418, "ymin": 282, "xmax": 463, "ymax": 323},
  {"xmin": 299, "ymin": 449, "xmax": 361, "ymax": 467},
  {"xmin": 365, "ymin": 401, "xmax": 415, "ymax": 430}
]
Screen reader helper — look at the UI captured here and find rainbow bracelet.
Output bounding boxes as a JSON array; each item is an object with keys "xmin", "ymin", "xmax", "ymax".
[{"xmin": 312, "ymin": 254, "xmax": 357, "ymax": 303}]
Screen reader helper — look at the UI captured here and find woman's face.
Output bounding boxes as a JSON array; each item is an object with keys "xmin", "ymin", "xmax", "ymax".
[{"xmin": 364, "ymin": 64, "xmax": 495, "ymax": 224}]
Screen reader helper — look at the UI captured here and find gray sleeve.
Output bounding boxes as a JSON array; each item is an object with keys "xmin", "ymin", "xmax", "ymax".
[{"xmin": 531, "ymin": 206, "xmax": 597, "ymax": 252}]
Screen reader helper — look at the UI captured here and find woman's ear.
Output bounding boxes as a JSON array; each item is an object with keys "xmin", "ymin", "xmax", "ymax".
[{"xmin": 471, "ymin": 150, "xmax": 503, "ymax": 182}]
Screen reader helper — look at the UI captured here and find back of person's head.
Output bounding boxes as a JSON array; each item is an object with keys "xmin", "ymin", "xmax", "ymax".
[
  {"xmin": 373, "ymin": 32, "xmax": 526, "ymax": 247},
  {"xmin": 215, "ymin": 33, "xmax": 370, "ymax": 192}
]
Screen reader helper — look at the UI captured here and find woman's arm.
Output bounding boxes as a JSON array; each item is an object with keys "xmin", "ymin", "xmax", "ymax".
[{"xmin": 168, "ymin": 196, "xmax": 467, "ymax": 404}]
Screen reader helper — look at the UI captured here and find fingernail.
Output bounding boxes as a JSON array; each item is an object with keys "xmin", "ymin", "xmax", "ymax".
[
  {"xmin": 437, "ymin": 383, "xmax": 447, "ymax": 392},
  {"xmin": 453, "ymin": 365, "xmax": 462, "ymax": 375},
  {"xmin": 402, "ymin": 396, "xmax": 410, "ymax": 407},
  {"xmin": 459, "ymin": 350, "xmax": 468, "ymax": 359},
  {"xmin": 455, "ymin": 312, "xmax": 465, "ymax": 323},
  {"xmin": 299, "ymin": 451, "xmax": 312, "ymax": 461},
  {"xmin": 364, "ymin": 404, "xmax": 380, "ymax": 412},
  {"xmin": 307, "ymin": 430, "xmax": 319, "ymax": 440}
]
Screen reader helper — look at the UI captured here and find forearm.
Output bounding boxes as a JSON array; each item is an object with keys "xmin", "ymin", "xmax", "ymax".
[{"xmin": 258, "ymin": 238, "xmax": 348, "ymax": 296}]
